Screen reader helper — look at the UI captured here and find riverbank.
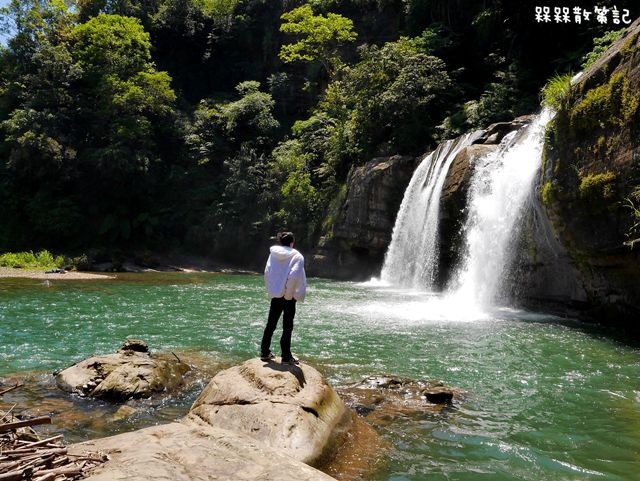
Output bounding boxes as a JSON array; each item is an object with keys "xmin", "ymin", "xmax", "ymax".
[
  {"xmin": 0, "ymin": 252, "xmax": 259, "ymax": 279},
  {"xmin": 0, "ymin": 267, "xmax": 114, "ymax": 280}
]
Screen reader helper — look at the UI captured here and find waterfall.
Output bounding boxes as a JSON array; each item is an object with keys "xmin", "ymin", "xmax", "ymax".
[
  {"xmin": 380, "ymin": 131, "xmax": 480, "ymax": 288},
  {"xmin": 446, "ymin": 109, "xmax": 553, "ymax": 308}
]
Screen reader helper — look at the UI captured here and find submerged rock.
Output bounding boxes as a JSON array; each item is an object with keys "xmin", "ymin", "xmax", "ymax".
[
  {"xmin": 71, "ymin": 421, "xmax": 337, "ymax": 481},
  {"xmin": 187, "ymin": 358, "xmax": 352, "ymax": 466},
  {"xmin": 423, "ymin": 386, "xmax": 454, "ymax": 404},
  {"xmin": 56, "ymin": 340, "xmax": 190, "ymax": 401},
  {"xmin": 338, "ymin": 375, "xmax": 462, "ymax": 419},
  {"xmin": 110, "ymin": 405, "xmax": 138, "ymax": 422}
]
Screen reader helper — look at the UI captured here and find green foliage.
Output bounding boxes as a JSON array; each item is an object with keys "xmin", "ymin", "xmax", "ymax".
[
  {"xmin": 71, "ymin": 14, "xmax": 152, "ymax": 79},
  {"xmin": 581, "ymin": 29, "xmax": 626, "ymax": 70},
  {"xmin": 185, "ymin": 81, "xmax": 278, "ymax": 165},
  {"xmin": 270, "ymin": 139, "xmax": 318, "ymax": 224},
  {"xmin": 624, "ymin": 186, "xmax": 640, "ymax": 239},
  {"xmin": 1, "ymin": 0, "xmax": 637, "ymax": 259},
  {"xmin": 464, "ymin": 67, "xmax": 533, "ymax": 129},
  {"xmin": 620, "ymin": 32, "xmax": 638, "ymax": 57},
  {"xmin": 342, "ymin": 36, "xmax": 452, "ymax": 155},
  {"xmin": 199, "ymin": 0, "xmax": 238, "ymax": 18},
  {"xmin": 221, "ymin": 81, "xmax": 279, "ymax": 141},
  {"xmin": 219, "ymin": 144, "xmax": 271, "ymax": 238},
  {"xmin": 541, "ymin": 181, "xmax": 554, "ymax": 206},
  {"xmin": 0, "ymin": 249, "xmax": 64, "ymax": 269},
  {"xmin": 571, "ymin": 72, "xmax": 638, "ymax": 132},
  {"xmin": 64, "ymin": 253, "xmax": 92, "ymax": 270},
  {"xmin": 279, "ymin": 4, "xmax": 356, "ymax": 76},
  {"xmin": 291, "ymin": 34, "xmax": 452, "ymax": 173},
  {"xmin": 579, "ymin": 171, "xmax": 616, "ymax": 202},
  {"xmin": 1, "ymin": 0, "xmax": 75, "ymax": 53},
  {"xmin": 68, "ymin": 14, "xmax": 176, "ymax": 173},
  {"xmin": 542, "ymin": 74, "xmax": 572, "ymax": 111}
]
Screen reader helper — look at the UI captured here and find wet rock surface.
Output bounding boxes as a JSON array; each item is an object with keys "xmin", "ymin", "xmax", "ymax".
[
  {"xmin": 309, "ymin": 155, "xmax": 415, "ymax": 280},
  {"xmin": 55, "ymin": 340, "xmax": 190, "ymax": 401},
  {"xmin": 337, "ymin": 375, "xmax": 463, "ymax": 420},
  {"xmin": 187, "ymin": 358, "xmax": 353, "ymax": 466}
]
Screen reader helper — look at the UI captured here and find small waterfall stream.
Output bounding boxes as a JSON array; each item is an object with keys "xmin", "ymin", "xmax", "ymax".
[
  {"xmin": 446, "ymin": 109, "xmax": 553, "ymax": 308},
  {"xmin": 380, "ymin": 131, "xmax": 480, "ymax": 288}
]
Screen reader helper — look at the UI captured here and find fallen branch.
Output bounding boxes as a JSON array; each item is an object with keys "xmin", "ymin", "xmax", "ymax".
[
  {"xmin": 12, "ymin": 435, "xmax": 63, "ymax": 451},
  {"xmin": 33, "ymin": 473, "xmax": 56, "ymax": 481},
  {"xmin": 0, "ymin": 404, "xmax": 17, "ymax": 423},
  {"xmin": 0, "ymin": 417, "xmax": 51, "ymax": 434},
  {"xmin": 0, "ymin": 470, "xmax": 23, "ymax": 481},
  {"xmin": 0, "ymin": 385, "xmax": 22, "ymax": 398},
  {"xmin": 0, "ymin": 389, "xmax": 107, "ymax": 481},
  {"xmin": 32, "ymin": 465, "xmax": 82, "ymax": 477}
]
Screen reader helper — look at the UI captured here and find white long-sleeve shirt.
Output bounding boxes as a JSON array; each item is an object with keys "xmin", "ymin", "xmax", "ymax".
[{"xmin": 264, "ymin": 245, "xmax": 307, "ymax": 302}]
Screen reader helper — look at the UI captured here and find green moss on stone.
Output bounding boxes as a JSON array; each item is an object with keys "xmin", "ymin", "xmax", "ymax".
[
  {"xmin": 570, "ymin": 72, "xmax": 639, "ymax": 131},
  {"xmin": 579, "ymin": 171, "xmax": 616, "ymax": 201},
  {"xmin": 541, "ymin": 181, "xmax": 554, "ymax": 205},
  {"xmin": 621, "ymin": 32, "xmax": 639, "ymax": 57}
]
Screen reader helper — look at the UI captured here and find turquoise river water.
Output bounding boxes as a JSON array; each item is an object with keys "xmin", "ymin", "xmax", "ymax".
[{"xmin": 1, "ymin": 273, "xmax": 639, "ymax": 481}]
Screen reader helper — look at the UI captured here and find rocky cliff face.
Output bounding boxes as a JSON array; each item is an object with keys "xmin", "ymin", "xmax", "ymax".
[
  {"xmin": 308, "ymin": 155, "xmax": 415, "ymax": 280},
  {"xmin": 540, "ymin": 18, "xmax": 640, "ymax": 324}
]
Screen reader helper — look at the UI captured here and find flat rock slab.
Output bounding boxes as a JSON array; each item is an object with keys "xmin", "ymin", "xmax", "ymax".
[
  {"xmin": 187, "ymin": 358, "xmax": 352, "ymax": 466},
  {"xmin": 71, "ymin": 421, "xmax": 337, "ymax": 481},
  {"xmin": 56, "ymin": 346, "xmax": 190, "ymax": 400}
]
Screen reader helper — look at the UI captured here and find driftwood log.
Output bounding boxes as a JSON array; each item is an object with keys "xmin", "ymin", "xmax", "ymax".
[{"xmin": 0, "ymin": 384, "xmax": 108, "ymax": 480}]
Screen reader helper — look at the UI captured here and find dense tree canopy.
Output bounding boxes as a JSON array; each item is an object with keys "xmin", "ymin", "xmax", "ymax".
[
  {"xmin": 279, "ymin": 4, "xmax": 357, "ymax": 77},
  {"xmin": 0, "ymin": 0, "xmax": 635, "ymax": 264}
]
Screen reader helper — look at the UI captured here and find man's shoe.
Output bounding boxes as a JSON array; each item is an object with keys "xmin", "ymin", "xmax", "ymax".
[
  {"xmin": 260, "ymin": 351, "xmax": 275, "ymax": 362},
  {"xmin": 281, "ymin": 356, "xmax": 299, "ymax": 365}
]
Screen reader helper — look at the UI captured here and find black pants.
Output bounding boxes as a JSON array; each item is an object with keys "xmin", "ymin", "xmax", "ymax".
[{"xmin": 261, "ymin": 297, "xmax": 296, "ymax": 359}]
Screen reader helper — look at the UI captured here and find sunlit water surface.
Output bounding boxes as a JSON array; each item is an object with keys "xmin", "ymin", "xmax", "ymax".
[{"xmin": 1, "ymin": 273, "xmax": 639, "ymax": 481}]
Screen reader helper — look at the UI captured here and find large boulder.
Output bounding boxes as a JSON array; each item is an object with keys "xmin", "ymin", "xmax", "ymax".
[
  {"xmin": 187, "ymin": 358, "xmax": 352, "ymax": 466},
  {"xmin": 70, "ymin": 421, "xmax": 337, "ymax": 481},
  {"xmin": 56, "ymin": 340, "xmax": 190, "ymax": 400}
]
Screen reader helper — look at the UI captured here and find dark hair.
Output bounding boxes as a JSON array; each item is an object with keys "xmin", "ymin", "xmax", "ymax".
[{"xmin": 277, "ymin": 231, "xmax": 295, "ymax": 246}]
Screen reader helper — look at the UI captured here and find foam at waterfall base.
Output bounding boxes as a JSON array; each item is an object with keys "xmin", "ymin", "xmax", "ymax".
[{"xmin": 349, "ymin": 282, "xmax": 560, "ymax": 325}]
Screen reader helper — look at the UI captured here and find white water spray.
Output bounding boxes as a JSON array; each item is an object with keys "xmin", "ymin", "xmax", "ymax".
[
  {"xmin": 446, "ymin": 109, "xmax": 554, "ymax": 309},
  {"xmin": 380, "ymin": 132, "xmax": 479, "ymax": 288}
]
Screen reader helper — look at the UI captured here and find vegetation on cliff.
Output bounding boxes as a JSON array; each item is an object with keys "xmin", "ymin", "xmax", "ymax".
[
  {"xmin": 540, "ymin": 20, "xmax": 640, "ymax": 320},
  {"xmin": 0, "ymin": 0, "xmax": 635, "ymax": 264}
]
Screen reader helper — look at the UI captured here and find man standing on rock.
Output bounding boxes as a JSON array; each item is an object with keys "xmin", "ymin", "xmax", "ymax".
[{"xmin": 260, "ymin": 231, "xmax": 307, "ymax": 365}]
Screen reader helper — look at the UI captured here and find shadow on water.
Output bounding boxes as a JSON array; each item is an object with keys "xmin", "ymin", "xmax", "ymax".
[{"xmin": 509, "ymin": 307, "xmax": 640, "ymax": 350}]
